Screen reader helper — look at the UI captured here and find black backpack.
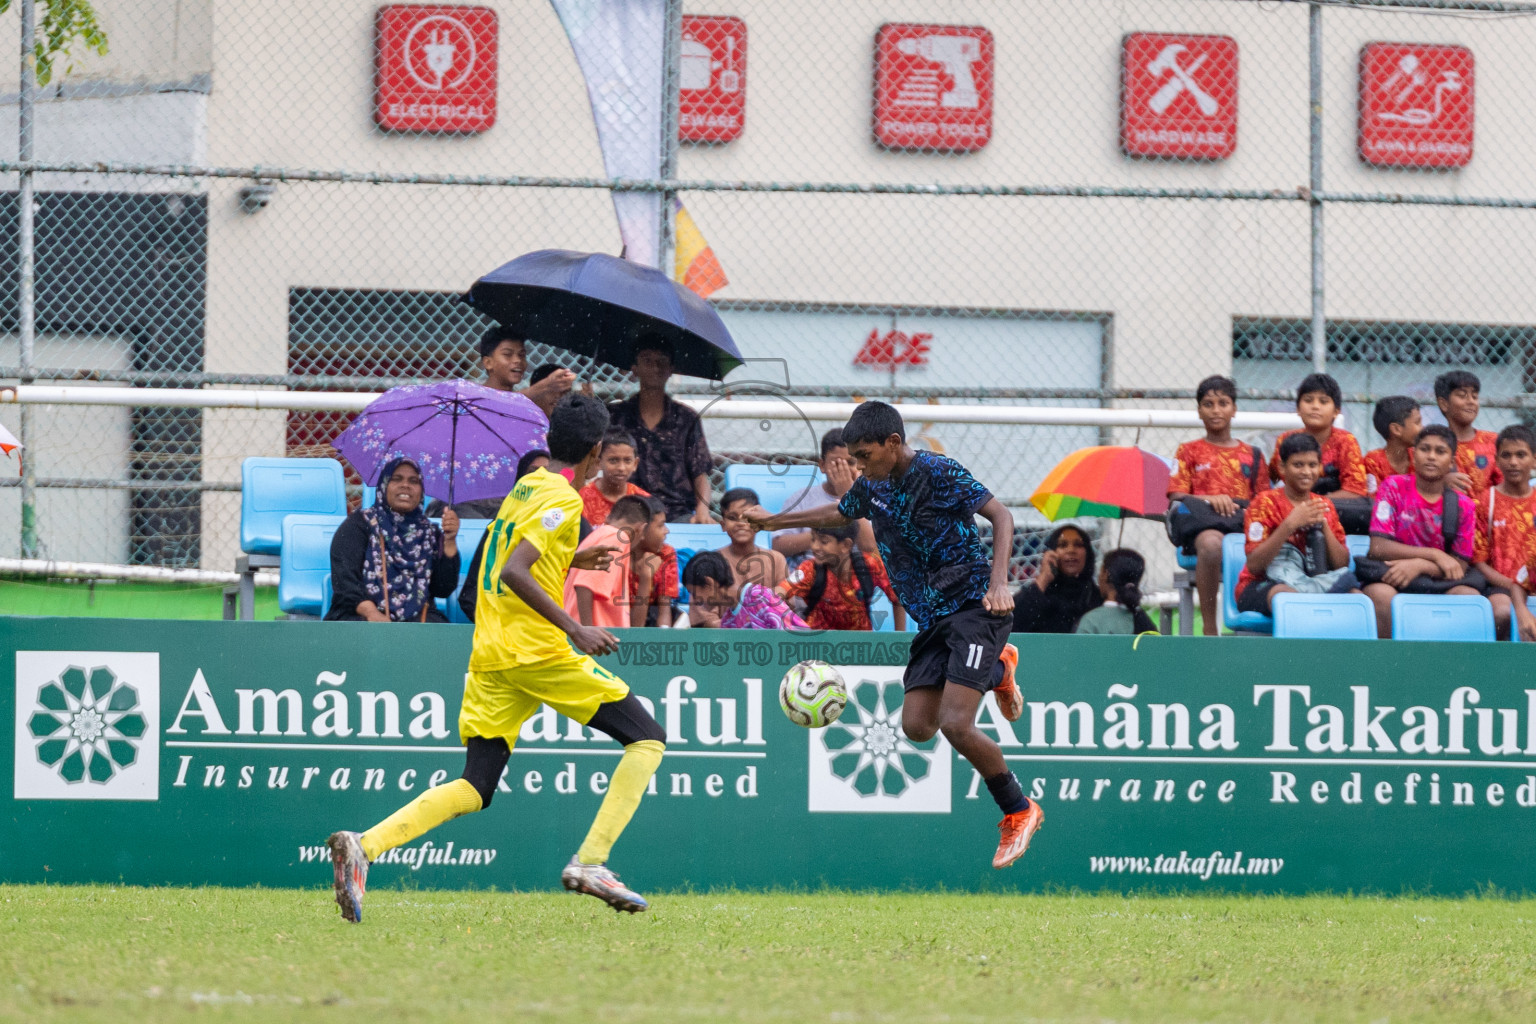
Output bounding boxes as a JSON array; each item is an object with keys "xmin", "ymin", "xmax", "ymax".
[
  {"xmin": 805, "ymin": 552, "xmax": 876, "ymax": 618},
  {"xmin": 1164, "ymin": 444, "xmax": 1264, "ymax": 550}
]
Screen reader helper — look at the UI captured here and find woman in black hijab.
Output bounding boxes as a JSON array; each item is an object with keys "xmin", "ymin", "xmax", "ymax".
[{"xmin": 1012, "ymin": 524, "xmax": 1101, "ymax": 633}]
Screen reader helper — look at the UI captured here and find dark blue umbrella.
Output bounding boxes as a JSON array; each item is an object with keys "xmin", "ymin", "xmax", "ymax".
[{"xmin": 464, "ymin": 249, "xmax": 744, "ymax": 381}]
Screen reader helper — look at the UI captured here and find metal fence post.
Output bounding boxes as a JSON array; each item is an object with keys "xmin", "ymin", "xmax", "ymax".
[
  {"xmin": 17, "ymin": 0, "xmax": 36, "ymax": 558},
  {"xmin": 1308, "ymin": 2, "xmax": 1327, "ymax": 375},
  {"xmin": 659, "ymin": 0, "xmax": 682, "ymax": 279}
]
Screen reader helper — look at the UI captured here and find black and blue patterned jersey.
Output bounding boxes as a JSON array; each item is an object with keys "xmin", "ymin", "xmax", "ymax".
[{"xmin": 837, "ymin": 451, "xmax": 993, "ymax": 631}]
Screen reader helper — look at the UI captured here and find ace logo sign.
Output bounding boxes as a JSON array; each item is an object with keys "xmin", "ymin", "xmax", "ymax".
[
  {"xmin": 807, "ymin": 668, "xmax": 951, "ymax": 813},
  {"xmin": 1121, "ymin": 33, "xmax": 1239, "ymax": 160},
  {"xmin": 14, "ymin": 651, "xmax": 160, "ymax": 801}
]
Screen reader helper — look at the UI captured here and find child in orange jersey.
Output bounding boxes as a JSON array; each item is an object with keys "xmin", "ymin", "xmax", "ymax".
[
  {"xmin": 1267, "ymin": 372, "xmax": 1368, "ymax": 501},
  {"xmin": 1363, "ymin": 395, "xmax": 1420, "ymax": 500},
  {"xmin": 1167, "ymin": 375, "xmax": 1270, "ymax": 636},
  {"xmin": 1436, "ymin": 370, "xmax": 1502, "ymax": 495},
  {"xmin": 1477, "ymin": 425, "xmax": 1536, "ymax": 641}
]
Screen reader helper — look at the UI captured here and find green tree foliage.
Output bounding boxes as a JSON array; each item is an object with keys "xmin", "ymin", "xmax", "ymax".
[{"xmin": 1, "ymin": 0, "xmax": 109, "ymax": 87}]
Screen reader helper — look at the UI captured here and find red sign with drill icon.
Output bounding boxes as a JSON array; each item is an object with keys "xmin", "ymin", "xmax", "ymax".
[
  {"xmin": 1121, "ymin": 32, "xmax": 1238, "ymax": 160},
  {"xmin": 1358, "ymin": 42, "xmax": 1474, "ymax": 168},
  {"xmin": 873, "ymin": 23, "xmax": 994, "ymax": 152},
  {"xmin": 375, "ymin": 5, "xmax": 498, "ymax": 134}
]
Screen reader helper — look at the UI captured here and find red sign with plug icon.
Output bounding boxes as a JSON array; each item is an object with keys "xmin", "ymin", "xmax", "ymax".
[
  {"xmin": 375, "ymin": 5, "xmax": 498, "ymax": 134},
  {"xmin": 1358, "ymin": 42, "xmax": 1474, "ymax": 168},
  {"xmin": 679, "ymin": 16, "xmax": 746, "ymax": 143},
  {"xmin": 1121, "ymin": 32, "xmax": 1238, "ymax": 160},
  {"xmin": 873, "ymin": 23, "xmax": 994, "ymax": 152}
]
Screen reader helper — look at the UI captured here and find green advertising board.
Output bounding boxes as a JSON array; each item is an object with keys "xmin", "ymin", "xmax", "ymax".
[{"xmin": 4, "ymin": 616, "xmax": 1536, "ymax": 895}]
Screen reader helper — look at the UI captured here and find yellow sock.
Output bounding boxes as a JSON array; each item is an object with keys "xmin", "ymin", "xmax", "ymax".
[
  {"xmin": 359, "ymin": 777, "xmax": 482, "ymax": 861},
  {"xmin": 577, "ymin": 739, "xmax": 664, "ymax": 865}
]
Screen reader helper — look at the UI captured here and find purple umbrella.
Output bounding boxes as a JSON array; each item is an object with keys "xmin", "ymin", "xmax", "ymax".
[{"xmin": 333, "ymin": 380, "xmax": 548, "ymax": 504}]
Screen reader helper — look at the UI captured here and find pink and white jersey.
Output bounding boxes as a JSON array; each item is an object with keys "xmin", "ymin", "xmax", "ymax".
[{"xmin": 1369, "ymin": 474, "xmax": 1476, "ymax": 561}]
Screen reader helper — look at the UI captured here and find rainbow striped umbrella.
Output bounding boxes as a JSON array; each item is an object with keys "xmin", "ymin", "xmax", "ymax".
[{"xmin": 1030, "ymin": 446, "xmax": 1171, "ymax": 521}]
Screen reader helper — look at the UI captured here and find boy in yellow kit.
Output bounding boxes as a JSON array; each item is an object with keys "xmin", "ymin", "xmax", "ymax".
[{"xmin": 326, "ymin": 395, "xmax": 667, "ymax": 921}]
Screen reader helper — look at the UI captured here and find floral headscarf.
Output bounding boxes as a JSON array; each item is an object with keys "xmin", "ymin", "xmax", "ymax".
[{"xmin": 359, "ymin": 457, "xmax": 443, "ymax": 622}]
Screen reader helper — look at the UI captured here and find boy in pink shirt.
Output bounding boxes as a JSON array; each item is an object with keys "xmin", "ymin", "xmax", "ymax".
[
  {"xmin": 1364, "ymin": 424, "xmax": 1481, "ymax": 638},
  {"xmin": 564, "ymin": 496, "xmax": 663, "ymax": 629}
]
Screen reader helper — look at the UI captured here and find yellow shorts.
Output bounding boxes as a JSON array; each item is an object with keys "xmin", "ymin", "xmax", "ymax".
[{"xmin": 458, "ymin": 651, "xmax": 629, "ymax": 747}]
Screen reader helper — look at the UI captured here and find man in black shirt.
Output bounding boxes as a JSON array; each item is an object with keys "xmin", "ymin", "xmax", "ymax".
[{"xmin": 606, "ymin": 339, "xmax": 714, "ymax": 523}]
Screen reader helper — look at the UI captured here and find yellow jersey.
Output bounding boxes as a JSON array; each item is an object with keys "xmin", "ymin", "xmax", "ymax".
[{"xmin": 470, "ymin": 467, "xmax": 583, "ymax": 670}]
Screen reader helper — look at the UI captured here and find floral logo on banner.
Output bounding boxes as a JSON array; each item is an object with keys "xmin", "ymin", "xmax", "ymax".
[
  {"xmin": 26, "ymin": 665, "xmax": 147, "ymax": 785},
  {"xmin": 822, "ymin": 678, "xmax": 938, "ymax": 798}
]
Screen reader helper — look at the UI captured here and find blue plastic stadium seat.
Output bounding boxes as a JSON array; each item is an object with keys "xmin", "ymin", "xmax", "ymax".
[
  {"xmin": 1345, "ymin": 534, "xmax": 1371, "ymax": 569},
  {"xmin": 1271, "ymin": 592, "xmax": 1376, "ymax": 640},
  {"xmin": 869, "ymin": 587, "xmax": 895, "ymax": 632},
  {"xmin": 1391, "ymin": 594, "xmax": 1495, "ymax": 642},
  {"xmin": 445, "ymin": 519, "xmax": 492, "ymax": 625},
  {"xmin": 241, "ymin": 457, "xmax": 346, "ymax": 556},
  {"xmin": 320, "ymin": 573, "xmax": 333, "ymax": 619},
  {"xmin": 665, "ymin": 523, "xmax": 771, "ymax": 578},
  {"xmin": 722, "ymin": 464, "xmax": 826, "ymax": 515},
  {"xmin": 1220, "ymin": 532, "xmax": 1273, "ymax": 634},
  {"xmin": 279, "ymin": 513, "xmax": 347, "ymax": 616},
  {"xmin": 1165, "ymin": 501, "xmax": 1199, "ymax": 571}
]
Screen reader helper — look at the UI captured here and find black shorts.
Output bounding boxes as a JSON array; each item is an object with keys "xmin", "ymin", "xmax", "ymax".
[
  {"xmin": 1236, "ymin": 579, "xmax": 1280, "ymax": 615},
  {"xmin": 904, "ymin": 601, "xmax": 1012, "ymax": 693}
]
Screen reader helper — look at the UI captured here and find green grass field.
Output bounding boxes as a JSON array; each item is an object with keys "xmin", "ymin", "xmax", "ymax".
[{"xmin": 4, "ymin": 886, "xmax": 1535, "ymax": 1023}]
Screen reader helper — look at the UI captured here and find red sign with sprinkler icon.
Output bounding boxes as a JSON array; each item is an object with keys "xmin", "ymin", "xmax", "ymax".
[
  {"xmin": 1358, "ymin": 42, "xmax": 1474, "ymax": 168},
  {"xmin": 679, "ymin": 15, "xmax": 746, "ymax": 143},
  {"xmin": 1121, "ymin": 32, "xmax": 1238, "ymax": 160},
  {"xmin": 873, "ymin": 23, "xmax": 994, "ymax": 152},
  {"xmin": 375, "ymin": 5, "xmax": 498, "ymax": 134}
]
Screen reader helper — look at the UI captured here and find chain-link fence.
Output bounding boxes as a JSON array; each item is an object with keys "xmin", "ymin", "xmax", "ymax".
[{"xmin": 2, "ymin": 0, "xmax": 1535, "ymax": 583}]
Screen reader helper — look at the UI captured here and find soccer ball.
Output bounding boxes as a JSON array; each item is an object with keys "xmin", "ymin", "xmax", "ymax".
[{"xmin": 778, "ymin": 660, "xmax": 848, "ymax": 728}]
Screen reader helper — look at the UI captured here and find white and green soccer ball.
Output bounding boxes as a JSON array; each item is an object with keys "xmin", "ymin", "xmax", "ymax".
[{"xmin": 778, "ymin": 660, "xmax": 848, "ymax": 729}]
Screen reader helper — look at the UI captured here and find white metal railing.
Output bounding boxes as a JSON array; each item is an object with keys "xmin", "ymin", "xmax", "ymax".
[{"xmin": 0, "ymin": 384, "xmax": 1304, "ymax": 430}]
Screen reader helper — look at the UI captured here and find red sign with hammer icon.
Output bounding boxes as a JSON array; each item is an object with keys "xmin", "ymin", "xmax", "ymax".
[
  {"xmin": 1358, "ymin": 43, "xmax": 1474, "ymax": 168},
  {"xmin": 1121, "ymin": 32, "xmax": 1238, "ymax": 160}
]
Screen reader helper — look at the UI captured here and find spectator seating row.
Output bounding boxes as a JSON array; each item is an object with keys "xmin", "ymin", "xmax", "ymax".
[
  {"xmin": 233, "ymin": 458, "xmax": 348, "ymax": 620},
  {"xmin": 1220, "ymin": 531, "xmax": 1502, "ymax": 641},
  {"xmin": 1218, "ymin": 532, "xmax": 1372, "ymax": 635}
]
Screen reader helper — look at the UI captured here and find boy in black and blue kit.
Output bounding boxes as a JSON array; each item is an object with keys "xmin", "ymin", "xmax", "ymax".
[{"xmin": 746, "ymin": 401, "xmax": 1044, "ymax": 869}]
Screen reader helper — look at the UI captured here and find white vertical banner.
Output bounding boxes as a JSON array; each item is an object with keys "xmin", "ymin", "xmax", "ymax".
[{"xmin": 549, "ymin": 0, "xmax": 666, "ymax": 268}]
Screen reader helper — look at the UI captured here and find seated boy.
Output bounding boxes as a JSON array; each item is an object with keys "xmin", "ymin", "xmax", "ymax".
[
  {"xmin": 1436, "ymin": 370, "xmax": 1502, "ymax": 494},
  {"xmin": 682, "ymin": 549, "xmax": 807, "ymax": 630},
  {"xmin": 718, "ymin": 487, "xmax": 788, "ymax": 588},
  {"xmin": 1362, "ymin": 395, "xmax": 1420, "ymax": 499},
  {"xmin": 1167, "ymin": 374, "xmax": 1270, "ymax": 636},
  {"xmin": 564, "ymin": 495, "xmax": 660, "ymax": 628},
  {"xmin": 580, "ymin": 432, "xmax": 650, "ymax": 526},
  {"xmin": 1475, "ymin": 425, "xmax": 1536, "ymax": 641},
  {"xmin": 1363, "ymin": 425, "xmax": 1481, "ymax": 638},
  {"xmin": 777, "ymin": 522, "xmax": 906, "ymax": 631},
  {"xmin": 771, "ymin": 429, "xmax": 878, "ymax": 566},
  {"xmin": 1268, "ymin": 372, "xmax": 1368, "ymax": 501},
  {"xmin": 1236, "ymin": 433, "xmax": 1355, "ymax": 619}
]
